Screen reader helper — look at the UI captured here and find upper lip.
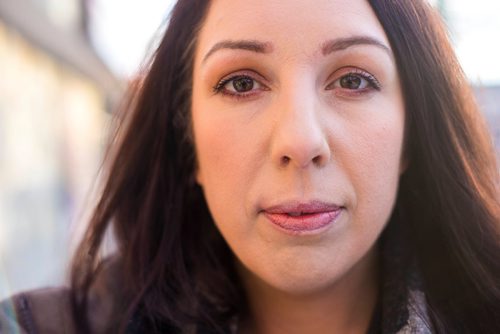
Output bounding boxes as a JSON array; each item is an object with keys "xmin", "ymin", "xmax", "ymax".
[{"xmin": 261, "ymin": 200, "xmax": 342, "ymax": 215}]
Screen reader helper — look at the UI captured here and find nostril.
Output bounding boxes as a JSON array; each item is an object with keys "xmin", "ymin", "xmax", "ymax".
[
  {"xmin": 280, "ymin": 155, "xmax": 325, "ymax": 167},
  {"xmin": 312, "ymin": 155, "xmax": 322, "ymax": 165},
  {"xmin": 281, "ymin": 156, "xmax": 291, "ymax": 165}
]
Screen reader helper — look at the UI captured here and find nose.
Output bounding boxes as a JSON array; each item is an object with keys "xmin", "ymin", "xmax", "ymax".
[{"xmin": 270, "ymin": 84, "xmax": 331, "ymax": 169}]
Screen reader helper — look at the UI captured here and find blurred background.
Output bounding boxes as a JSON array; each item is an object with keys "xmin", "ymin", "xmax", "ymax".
[{"xmin": 0, "ymin": 0, "xmax": 499, "ymax": 299}]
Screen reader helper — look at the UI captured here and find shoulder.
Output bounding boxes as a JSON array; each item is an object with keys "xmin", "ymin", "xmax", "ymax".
[
  {"xmin": 0, "ymin": 287, "xmax": 76, "ymax": 334},
  {"xmin": 0, "ymin": 257, "xmax": 125, "ymax": 334}
]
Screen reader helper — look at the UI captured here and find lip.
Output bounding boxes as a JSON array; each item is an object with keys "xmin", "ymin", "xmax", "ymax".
[{"xmin": 261, "ymin": 200, "xmax": 343, "ymax": 234}]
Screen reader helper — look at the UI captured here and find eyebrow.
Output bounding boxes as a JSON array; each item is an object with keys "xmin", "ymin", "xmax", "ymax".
[
  {"xmin": 202, "ymin": 35, "xmax": 391, "ymax": 63},
  {"xmin": 321, "ymin": 36, "xmax": 392, "ymax": 56},
  {"xmin": 202, "ymin": 40, "xmax": 272, "ymax": 63}
]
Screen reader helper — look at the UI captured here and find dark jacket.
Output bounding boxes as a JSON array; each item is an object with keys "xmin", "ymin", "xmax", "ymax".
[{"xmin": 0, "ymin": 259, "xmax": 124, "ymax": 334}]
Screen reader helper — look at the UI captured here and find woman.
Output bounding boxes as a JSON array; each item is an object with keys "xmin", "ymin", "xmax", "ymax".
[{"xmin": 1, "ymin": 0, "xmax": 499, "ymax": 333}]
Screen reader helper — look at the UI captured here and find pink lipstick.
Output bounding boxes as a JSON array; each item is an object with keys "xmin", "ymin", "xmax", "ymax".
[{"xmin": 262, "ymin": 201, "xmax": 342, "ymax": 234}]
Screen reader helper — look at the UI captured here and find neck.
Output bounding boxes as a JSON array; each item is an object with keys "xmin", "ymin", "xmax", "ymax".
[{"xmin": 237, "ymin": 247, "xmax": 380, "ymax": 334}]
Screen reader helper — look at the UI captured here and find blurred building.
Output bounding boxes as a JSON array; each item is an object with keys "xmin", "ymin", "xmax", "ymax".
[
  {"xmin": 0, "ymin": 0, "xmax": 122, "ymax": 299},
  {"xmin": 437, "ymin": 0, "xmax": 500, "ymax": 158}
]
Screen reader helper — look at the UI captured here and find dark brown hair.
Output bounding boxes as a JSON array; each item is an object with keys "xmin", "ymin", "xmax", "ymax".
[{"xmin": 71, "ymin": 0, "xmax": 500, "ymax": 332}]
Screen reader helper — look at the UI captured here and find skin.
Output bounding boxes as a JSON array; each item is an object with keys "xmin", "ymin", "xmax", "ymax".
[{"xmin": 192, "ymin": 0, "xmax": 405, "ymax": 332}]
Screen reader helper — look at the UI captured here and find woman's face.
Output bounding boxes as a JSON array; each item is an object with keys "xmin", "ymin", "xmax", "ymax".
[{"xmin": 192, "ymin": 0, "xmax": 405, "ymax": 295}]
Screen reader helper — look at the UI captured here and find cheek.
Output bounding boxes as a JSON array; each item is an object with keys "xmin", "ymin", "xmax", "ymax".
[
  {"xmin": 191, "ymin": 100, "xmax": 264, "ymax": 234},
  {"xmin": 195, "ymin": 120, "xmax": 238, "ymax": 185},
  {"xmin": 341, "ymin": 107, "xmax": 405, "ymax": 227},
  {"xmin": 194, "ymin": 113, "xmax": 264, "ymax": 184}
]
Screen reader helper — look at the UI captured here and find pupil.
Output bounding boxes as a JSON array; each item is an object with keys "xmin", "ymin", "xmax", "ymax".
[
  {"xmin": 340, "ymin": 75, "xmax": 361, "ymax": 89},
  {"xmin": 233, "ymin": 77, "xmax": 254, "ymax": 92}
]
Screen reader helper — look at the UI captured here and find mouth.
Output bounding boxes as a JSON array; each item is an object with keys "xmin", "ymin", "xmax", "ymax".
[{"xmin": 261, "ymin": 200, "xmax": 343, "ymax": 234}]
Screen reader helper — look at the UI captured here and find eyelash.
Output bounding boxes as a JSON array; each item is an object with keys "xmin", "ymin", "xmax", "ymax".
[{"xmin": 212, "ymin": 68, "xmax": 381, "ymax": 99}]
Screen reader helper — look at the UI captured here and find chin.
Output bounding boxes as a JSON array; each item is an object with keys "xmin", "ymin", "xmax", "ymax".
[
  {"xmin": 269, "ymin": 273, "xmax": 344, "ymax": 297},
  {"xmin": 236, "ymin": 237, "xmax": 379, "ymax": 298},
  {"xmin": 237, "ymin": 251, "xmax": 351, "ymax": 297}
]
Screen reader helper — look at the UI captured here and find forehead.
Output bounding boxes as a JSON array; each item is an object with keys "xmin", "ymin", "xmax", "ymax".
[{"xmin": 195, "ymin": 0, "xmax": 390, "ymax": 60}]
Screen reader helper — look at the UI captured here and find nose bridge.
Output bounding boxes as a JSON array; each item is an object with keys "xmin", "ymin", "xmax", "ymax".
[{"xmin": 270, "ymin": 74, "xmax": 330, "ymax": 168}]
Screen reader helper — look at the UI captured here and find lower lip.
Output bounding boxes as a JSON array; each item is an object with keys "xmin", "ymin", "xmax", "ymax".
[{"xmin": 263, "ymin": 209, "xmax": 342, "ymax": 235}]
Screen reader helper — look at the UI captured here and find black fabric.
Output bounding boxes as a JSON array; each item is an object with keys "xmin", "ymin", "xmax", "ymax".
[{"xmin": 379, "ymin": 221, "xmax": 413, "ymax": 333}]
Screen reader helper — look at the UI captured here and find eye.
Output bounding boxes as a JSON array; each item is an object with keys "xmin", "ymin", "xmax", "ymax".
[
  {"xmin": 213, "ymin": 73, "xmax": 266, "ymax": 98},
  {"xmin": 229, "ymin": 76, "xmax": 255, "ymax": 93},
  {"xmin": 339, "ymin": 74, "xmax": 370, "ymax": 90},
  {"xmin": 326, "ymin": 68, "xmax": 381, "ymax": 94}
]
